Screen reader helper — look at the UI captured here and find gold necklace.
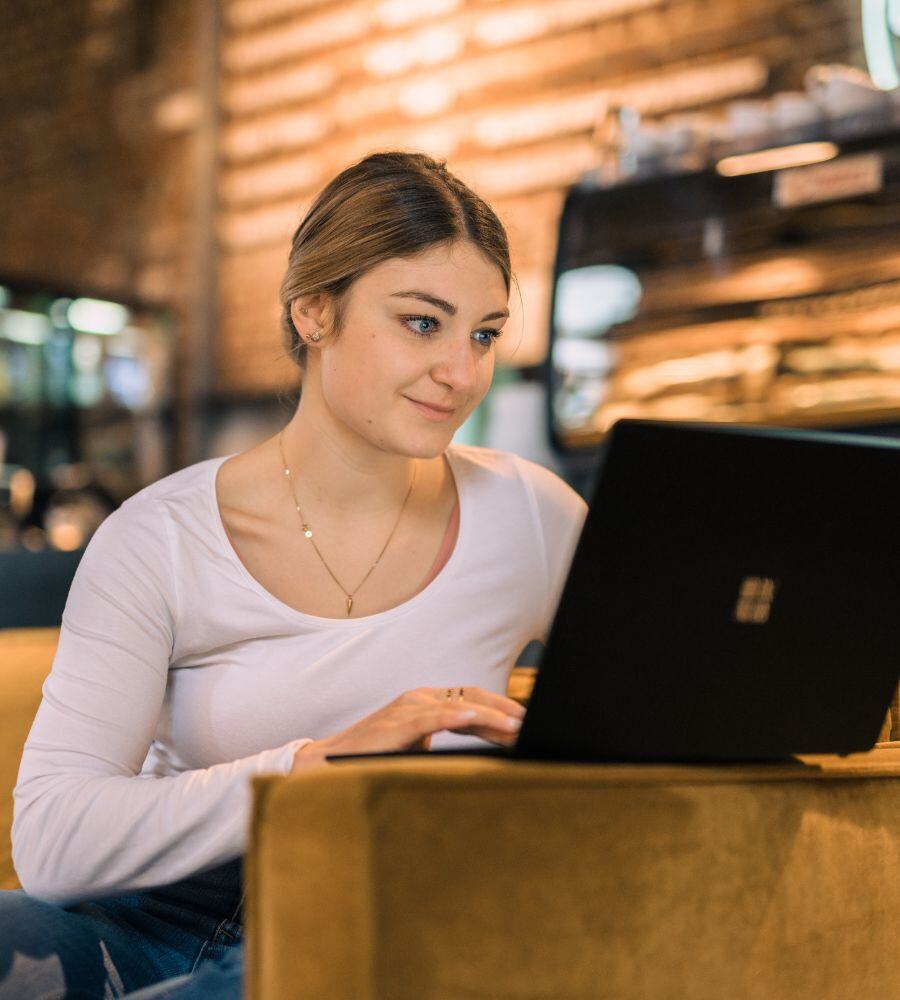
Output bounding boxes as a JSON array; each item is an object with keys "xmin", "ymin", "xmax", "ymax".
[{"xmin": 277, "ymin": 430, "xmax": 417, "ymax": 616}]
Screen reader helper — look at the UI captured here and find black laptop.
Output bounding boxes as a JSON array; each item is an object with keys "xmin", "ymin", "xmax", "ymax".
[{"xmin": 328, "ymin": 419, "xmax": 900, "ymax": 764}]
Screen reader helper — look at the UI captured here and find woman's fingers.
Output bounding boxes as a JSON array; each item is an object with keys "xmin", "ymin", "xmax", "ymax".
[
  {"xmin": 425, "ymin": 686, "xmax": 526, "ymax": 746},
  {"xmin": 402, "ymin": 703, "xmax": 522, "ymax": 747},
  {"xmin": 312, "ymin": 687, "xmax": 527, "ymax": 761},
  {"xmin": 403, "ymin": 705, "xmax": 477, "ymax": 736},
  {"xmin": 428, "ymin": 685, "xmax": 526, "ymax": 720}
]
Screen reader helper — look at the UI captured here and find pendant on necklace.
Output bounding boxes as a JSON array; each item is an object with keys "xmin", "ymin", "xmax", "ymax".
[
  {"xmin": 302, "ymin": 524, "xmax": 313, "ymax": 538},
  {"xmin": 346, "ymin": 596, "xmax": 353, "ymax": 615}
]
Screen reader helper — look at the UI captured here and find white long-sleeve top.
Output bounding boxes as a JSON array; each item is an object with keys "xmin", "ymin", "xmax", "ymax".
[{"xmin": 12, "ymin": 443, "xmax": 587, "ymax": 905}]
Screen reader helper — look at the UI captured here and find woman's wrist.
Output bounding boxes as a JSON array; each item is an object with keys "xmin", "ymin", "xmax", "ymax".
[{"xmin": 291, "ymin": 737, "xmax": 333, "ymax": 772}]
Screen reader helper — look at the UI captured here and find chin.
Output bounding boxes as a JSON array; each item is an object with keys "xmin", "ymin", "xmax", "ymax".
[
  {"xmin": 403, "ymin": 436, "xmax": 454, "ymax": 459},
  {"xmin": 393, "ymin": 425, "xmax": 458, "ymax": 458}
]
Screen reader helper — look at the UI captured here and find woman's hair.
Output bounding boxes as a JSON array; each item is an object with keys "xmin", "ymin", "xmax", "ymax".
[{"xmin": 279, "ymin": 151, "xmax": 513, "ymax": 371}]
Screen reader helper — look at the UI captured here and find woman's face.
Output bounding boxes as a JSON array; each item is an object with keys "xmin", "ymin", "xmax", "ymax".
[{"xmin": 308, "ymin": 239, "xmax": 509, "ymax": 458}]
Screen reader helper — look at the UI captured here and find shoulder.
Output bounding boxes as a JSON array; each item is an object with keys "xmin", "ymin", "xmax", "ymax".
[
  {"xmin": 511, "ymin": 453, "xmax": 587, "ymax": 519},
  {"xmin": 61, "ymin": 462, "xmax": 229, "ymax": 636},
  {"xmin": 84, "ymin": 455, "xmax": 228, "ymax": 557},
  {"xmin": 446, "ymin": 442, "xmax": 519, "ymax": 480},
  {"xmin": 447, "ymin": 443, "xmax": 588, "ymax": 531},
  {"xmin": 112, "ymin": 454, "xmax": 229, "ymax": 531},
  {"xmin": 128, "ymin": 455, "xmax": 228, "ymax": 506}
]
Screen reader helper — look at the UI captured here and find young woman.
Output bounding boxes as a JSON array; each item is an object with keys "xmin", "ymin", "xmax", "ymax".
[{"xmin": 0, "ymin": 151, "xmax": 587, "ymax": 998}]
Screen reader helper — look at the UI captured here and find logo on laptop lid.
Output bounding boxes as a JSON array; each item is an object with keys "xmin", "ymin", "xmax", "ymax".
[{"xmin": 733, "ymin": 576, "xmax": 778, "ymax": 624}]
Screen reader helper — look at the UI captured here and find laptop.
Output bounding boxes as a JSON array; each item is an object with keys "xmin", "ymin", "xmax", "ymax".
[{"xmin": 327, "ymin": 419, "xmax": 900, "ymax": 764}]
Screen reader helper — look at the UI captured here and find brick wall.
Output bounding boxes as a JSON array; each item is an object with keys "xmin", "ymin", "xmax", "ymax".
[
  {"xmin": 215, "ymin": 0, "xmax": 862, "ymax": 395},
  {"xmin": 0, "ymin": 0, "xmax": 864, "ymax": 409},
  {"xmin": 0, "ymin": 0, "xmax": 211, "ymax": 464}
]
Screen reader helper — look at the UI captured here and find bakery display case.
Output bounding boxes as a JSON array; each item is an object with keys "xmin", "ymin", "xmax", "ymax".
[{"xmin": 548, "ymin": 80, "xmax": 900, "ymax": 481}]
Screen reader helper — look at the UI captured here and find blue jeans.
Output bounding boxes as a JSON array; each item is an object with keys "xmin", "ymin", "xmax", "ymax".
[{"xmin": 0, "ymin": 857, "xmax": 246, "ymax": 999}]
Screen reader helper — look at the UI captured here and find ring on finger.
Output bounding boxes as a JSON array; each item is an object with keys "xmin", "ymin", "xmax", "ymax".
[{"xmin": 445, "ymin": 687, "xmax": 465, "ymax": 702}]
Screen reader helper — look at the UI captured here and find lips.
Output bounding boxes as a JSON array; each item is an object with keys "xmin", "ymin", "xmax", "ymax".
[
  {"xmin": 404, "ymin": 396, "xmax": 457, "ymax": 421},
  {"xmin": 407, "ymin": 397, "xmax": 454, "ymax": 413}
]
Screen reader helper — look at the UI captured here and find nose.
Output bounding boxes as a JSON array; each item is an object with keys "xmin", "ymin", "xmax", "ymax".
[{"xmin": 431, "ymin": 333, "xmax": 479, "ymax": 396}]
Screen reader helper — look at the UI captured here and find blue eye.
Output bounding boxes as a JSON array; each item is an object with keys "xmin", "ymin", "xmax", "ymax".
[
  {"xmin": 402, "ymin": 315, "xmax": 502, "ymax": 348},
  {"xmin": 405, "ymin": 316, "xmax": 439, "ymax": 336},
  {"xmin": 474, "ymin": 328, "xmax": 503, "ymax": 347}
]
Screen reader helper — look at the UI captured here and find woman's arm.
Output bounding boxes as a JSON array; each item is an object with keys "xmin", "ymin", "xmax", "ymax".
[{"xmin": 11, "ymin": 493, "xmax": 311, "ymax": 906}]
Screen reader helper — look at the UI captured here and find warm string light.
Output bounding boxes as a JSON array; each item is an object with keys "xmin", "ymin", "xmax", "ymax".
[{"xmin": 716, "ymin": 142, "xmax": 839, "ymax": 178}]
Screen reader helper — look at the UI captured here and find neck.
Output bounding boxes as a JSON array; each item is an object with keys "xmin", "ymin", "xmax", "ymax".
[{"xmin": 275, "ymin": 397, "xmax": 421, "ymax": 523}]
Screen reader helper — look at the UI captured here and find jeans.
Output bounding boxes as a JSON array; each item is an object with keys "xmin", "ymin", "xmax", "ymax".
[{"xmin": 0, "ymin": 857, "xmax": 246, "ymax": 999}]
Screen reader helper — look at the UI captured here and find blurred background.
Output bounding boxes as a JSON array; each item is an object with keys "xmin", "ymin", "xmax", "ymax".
[{"xmin": 2, "ymin": 0, "xmax": 900, "ymax": 622}]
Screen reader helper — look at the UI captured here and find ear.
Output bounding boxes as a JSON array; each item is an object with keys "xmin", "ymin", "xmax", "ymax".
[
  {"xmin": 289, "ymin": 299, "xmax": 311, "ymax": 335},
  {"xmin": 290, "ymin": 296, "xmax": 327, "ymax": 340}
]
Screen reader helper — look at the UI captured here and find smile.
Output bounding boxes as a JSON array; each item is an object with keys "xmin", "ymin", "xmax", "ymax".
[{"xmin": 404, "ymin": 397, "xmax": 456, "ymax": 421}]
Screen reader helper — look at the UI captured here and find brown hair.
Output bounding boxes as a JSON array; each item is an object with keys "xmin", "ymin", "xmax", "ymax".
[{"xmin": 279, "ymin": 151, "xmax": 513, "ymax": 371}]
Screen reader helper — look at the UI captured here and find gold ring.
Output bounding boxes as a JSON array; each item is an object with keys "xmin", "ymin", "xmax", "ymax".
[
  {"xmin": 458, "ymin": 687, "xmax": 465, "ymax": 701},
  {"xmin": 446, "ymin": 687, "xmax": 453, "ymax": 701}
]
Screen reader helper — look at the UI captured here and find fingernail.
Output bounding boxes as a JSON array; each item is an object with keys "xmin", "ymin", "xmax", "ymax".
[
  {"xmin": 506, "ymin": 716, "xmax": 522, "ymax": 730},
  {"xmin": 457, "ymin": 710, "xmax": 478, "ymax": 721}
]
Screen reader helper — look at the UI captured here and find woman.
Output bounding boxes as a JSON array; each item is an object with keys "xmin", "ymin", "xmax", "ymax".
[{"xmin": 0, "ymin": 151, "xmax": 587, "ymax": 998}]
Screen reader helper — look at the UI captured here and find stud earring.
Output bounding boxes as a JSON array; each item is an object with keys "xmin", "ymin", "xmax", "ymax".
[{"xmin": 309, "ymin": 328, "xmax": 322, "ymax": 342}]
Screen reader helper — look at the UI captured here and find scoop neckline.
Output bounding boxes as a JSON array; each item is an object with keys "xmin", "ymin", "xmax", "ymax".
[{"xmin": 207, "ymin": 445, "xmax": 468, "ymax": 629}]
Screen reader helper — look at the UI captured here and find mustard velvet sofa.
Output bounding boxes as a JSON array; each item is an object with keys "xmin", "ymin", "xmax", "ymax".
[
  {"xmin": 6, "ymin": 627, "xmax": 900, "ymax": 1000},
  {"xmin": 0, "ymin": 627, "xmax": 58, "ymax": 891}
]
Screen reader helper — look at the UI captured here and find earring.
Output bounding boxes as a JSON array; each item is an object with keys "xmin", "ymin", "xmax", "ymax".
[{"xmin": 309, "ymin": 328, "xmax": 322, "ymax": 342}]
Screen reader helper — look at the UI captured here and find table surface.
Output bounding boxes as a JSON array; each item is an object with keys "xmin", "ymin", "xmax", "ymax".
[{"xmin": 312, "ymin": 742, "xmax": 900, "ymax": 787}]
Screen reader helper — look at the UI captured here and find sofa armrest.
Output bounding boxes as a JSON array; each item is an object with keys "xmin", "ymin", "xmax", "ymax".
[
  {"xmin": 0, "ymin": 627, "xmax": 59, "ymax": 889},
  {"xmin": 245, "ymin": 751, "xmax": 900, "ymax": 1000}
]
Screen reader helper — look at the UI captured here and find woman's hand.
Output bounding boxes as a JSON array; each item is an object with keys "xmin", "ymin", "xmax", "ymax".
[{"xmin": 290, "ymin": 686, "xmax": 525, "ymax": 772}]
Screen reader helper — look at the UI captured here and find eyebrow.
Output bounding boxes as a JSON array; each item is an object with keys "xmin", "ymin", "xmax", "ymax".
[{"xmin": 389, "ymin": 290, "xmax": 509, "ymax": 322}]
